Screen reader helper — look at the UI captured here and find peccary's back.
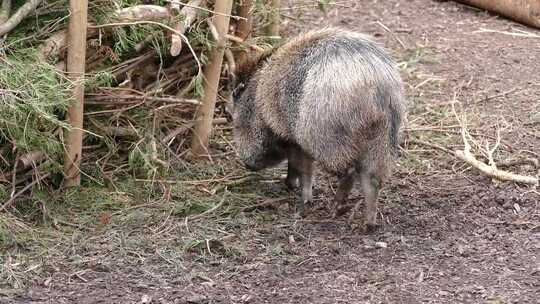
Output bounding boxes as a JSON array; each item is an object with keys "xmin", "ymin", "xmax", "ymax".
[{"xmin": 255, "ymin": 28, "xmax": 406, "ymax": 172}]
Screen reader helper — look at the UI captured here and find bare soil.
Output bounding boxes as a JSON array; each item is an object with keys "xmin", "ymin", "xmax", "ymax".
[{"xmin": 2, "ymin": 0, "xmax": 539, "ymax": 303}]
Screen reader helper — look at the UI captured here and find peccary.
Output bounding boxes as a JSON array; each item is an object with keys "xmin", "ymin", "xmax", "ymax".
[{"xmin": 230, "ymin": 27, "xmax": 406, "ymax": 231}]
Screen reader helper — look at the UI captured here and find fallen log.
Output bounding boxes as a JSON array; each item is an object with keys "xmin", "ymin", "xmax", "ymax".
[
  {"xmin": 38, "ymin": 5, "xmax": 172, "ymax": 62},
  {"xmin": 0, "ymin": 0, "xmax": 42, "ymax": 36},
  {"xmin": 0, "ymin": 0, "xmax": 11, "ymax": 25},
  {"xmin": 455, "ymin": 0, "xmax": 540, "ymax": 29},
  {"xmin": 170, "ymin": 0, "xmax": 204, "ymax": 56}
]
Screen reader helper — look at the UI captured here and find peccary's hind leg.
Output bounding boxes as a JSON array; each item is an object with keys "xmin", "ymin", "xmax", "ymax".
[
  {"xmin": 349, "ymin": 170, "xmax": 381, "ymax": 233},
  {"xmin": 332, "ymin": 169, "xmax": 356, "ymax": 218}
]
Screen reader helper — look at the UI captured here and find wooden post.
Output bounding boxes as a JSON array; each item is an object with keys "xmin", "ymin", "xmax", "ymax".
[
  {"xmin": 265, "ymin": 0, "xmax": 281, "ymax": 37},
  {"xmin": 63, "ymin": 0, "xmax": 88, "ymax": 187},
  {"xmin": 234, "ymin": 0, "xmax": 254, "ymax": 65},
  {"xmin": 455, "ymin": 0, "xmax": 540, "ymax": 29},
  {"xmin": 190, "ymin": 0, "xmax": 233, "ymax": 159},
  {"xmin": 236, "ymin": 0, "xmax": 253, "ymax": 40}
]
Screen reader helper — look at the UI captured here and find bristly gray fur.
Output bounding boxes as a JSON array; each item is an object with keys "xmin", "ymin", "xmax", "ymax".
[{"xmin": 232, "ymin": 27, "xmax": 406, "ymax": 175}]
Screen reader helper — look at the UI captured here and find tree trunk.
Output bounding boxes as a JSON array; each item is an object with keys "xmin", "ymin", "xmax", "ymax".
[
  {"xmin": 265, "ymin": 0, "xmax": 281, "ymax": 37},
  {"xmin": 234, "ymin": 0, "xmax": 254, "ymax": 66},
  {"xmin": 455, "ymin": 0, "xmax": 540, "ymax": 28},
  {"xmin": 63, "ymin": 0, "xmax": 88, "ymax": 187},
  {"xmin": 190, "ymin": 0, "xmax": 233, "ymax": 159},
  {"xmin": 236, "ymin": 0, "xmax": 253, "ymax": 40}
]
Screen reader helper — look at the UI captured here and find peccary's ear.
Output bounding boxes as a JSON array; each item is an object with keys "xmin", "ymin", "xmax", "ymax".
[
  {"xmin": 224, "ymin": 96, "xmax": 234, "ymax": 122},
  {"xmin": 224, "ymin": 79, "xmax": 235, "ymax": 123},
  {"xmin": 230, "ymin": 71, "xmax": 237, "ymax": 85},
  {"xmin": 226, "ymin": 70, "xmax": 237, "ymax": 95},
  {"xmin": 235, "ymin": 46, "xmax": 273, "ymax": 79}
]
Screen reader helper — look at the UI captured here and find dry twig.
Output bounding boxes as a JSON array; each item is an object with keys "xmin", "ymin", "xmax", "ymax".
[
  {"xmin": 165, "ymin": 0, "xmax": 245, "ymax": 20},
  {"xmin": 376, "ymin": 20, "xmax": 407, "ymax": 49},
  {"xmin": 185, "ymin": 190, "xmax": 228, "ymax": 221},
  {"xmin": 473, "ymin": 27, "xmax": 540, "ymax": 38},
  {"xmin": 241, "ymin": 197, "xmax": 291, "ymax": 212},
  {"xmin": 452, "ymin": 102, "xmax": 538, "ymax": 185},
  {"xmin": 1, "ymin": 173, "xmax": 51, "ymax": 212}
]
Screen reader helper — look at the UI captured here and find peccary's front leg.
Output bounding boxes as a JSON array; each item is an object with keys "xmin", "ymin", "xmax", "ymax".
[
  {"xmin": 332, "ymin": 169, "xmax": 356, "ymax": 218},
  {"xmin": 285, "ymin": 159, "xmax": 300, "ymax": 189},
  {"xmin": 287, "ymin": 145, "xmax": 313, "ymax": 215}
]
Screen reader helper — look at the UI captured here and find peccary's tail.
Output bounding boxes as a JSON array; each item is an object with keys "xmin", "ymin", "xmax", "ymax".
[{"xmin": 388, "ymin": 93, "xmax": 406, "ymax": 157}]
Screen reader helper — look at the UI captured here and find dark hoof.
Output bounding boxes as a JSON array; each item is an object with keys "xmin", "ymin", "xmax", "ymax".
[
  {"xmin": 346, "ymin": 216, "xmax": 380, "ymax": 234},
  {"xmin": 294, "ymin": 201, "xmax": 307, "ymax": 218},
  {"xmin": 332, "ymin": 205, "xmax": 352, "ymax": 218},
  {"xmin": 284, "ymin": 177, "xmax": 299, "ymax": 190},
  {"xmin": 363, "ymin": 223, "xmax": 380, "ymax": 234},
  {"xmin": 293, "ymin": 208, "xmax": 307, "ymax": 218}
]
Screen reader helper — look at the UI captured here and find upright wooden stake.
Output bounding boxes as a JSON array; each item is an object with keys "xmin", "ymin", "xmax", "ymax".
[
  {"xmin": 63, "ymin": 0, "xmax": 88, "ymax": 187},
  {"xmin": 234, "ymin": 0, "xmax": 254, "ymax": 65},
  {"xmin": 265, "ymin": 0, "xmax": 281, "ymax": 37},
  {"xmin": 190, "ymin": 0, "xmax": 233, "ymax": 159},
  {"xmin": 236, "ymin": 0, "xmax": 253, "ymax": 40}
]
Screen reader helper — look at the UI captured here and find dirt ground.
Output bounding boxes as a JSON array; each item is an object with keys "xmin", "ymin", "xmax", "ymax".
[{"xmin": 2, "ymin": 0, "xmax": 540, "ymax": 303}]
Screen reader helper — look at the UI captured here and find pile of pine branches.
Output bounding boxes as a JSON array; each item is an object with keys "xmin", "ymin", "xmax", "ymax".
[{"xmin": 0, "ymin": 0, "xmax": 280, "ymax": 202}]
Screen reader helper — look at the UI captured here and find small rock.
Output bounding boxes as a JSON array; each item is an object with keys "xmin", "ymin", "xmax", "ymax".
[
  {"xmin": 43, "ymin": 277, "xmax": 52, "ymax": 287},
  {"xmin": 439, "ymin": 290, "xmax": 450, "ymax": 296},
  {"xmin": 186, "ymin": 294, "xmax": 207, "ymax": 303},
  {"xmin": 530, "ymin": 112, "xmax": 540, "ymax": 124},
  {"xmin": 241, "ymin": 294, "xmax": 253, "ymax": 302},
  {"xmin": 201, "ymin": 281, "xmax": 215, "ymax": 288},
  {"xmin": 336, "ymin": 274, "xmax": 355, "ymax": 283},
  {"xmin": 140, "ymin": 294, "xmax": 152, "ymax": 304},
  {"xmin": 375, "ymin": 241, "xmax": 388, "ymax": 249},
  {"xmin": 288, "ymin": 235, "xmax": 296, "ymax": 244}
]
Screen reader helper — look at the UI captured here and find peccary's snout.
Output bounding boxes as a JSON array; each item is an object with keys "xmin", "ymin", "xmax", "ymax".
[
  {"xmin": 243, "ymin": 161, "xmax": 260, "ymax": 171},
  {"xmin": 224, "ymin": 101, "xmax": 233, "ymax": 123},
  {"xmin": 239, "ymin": 142, "xmax": 287, "ymax": 172}
]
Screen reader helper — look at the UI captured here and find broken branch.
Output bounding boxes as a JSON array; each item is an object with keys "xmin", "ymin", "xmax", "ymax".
[
  {"xmin": 39, "ymin": 5, "xmax": 176, "ymax": 62},
  {"xmin": 0, "ymin": 0, "xmax": 42, "ymax": 36},
  {"xmin": 0, "ymin": 173, "xmax": 51, "ymax": 212},
  {"xmin": 452, "ymin": 101, "xmax": 538, "ymax": 185},
  {"xmin": 0, "ymin": 0, "xmax": 11, "ymax": 25},
  {"xmin": 170, "ymin": 0, "xmax": 204, "ymax": 56},
  {"xmin": 455, "ymin": 148, "xmax": 539, "ymax": 185}
]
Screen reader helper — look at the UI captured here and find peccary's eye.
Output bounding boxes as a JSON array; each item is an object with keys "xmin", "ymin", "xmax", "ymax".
[{"xmin": 233, "ymin": 83, "xmax": 245, "ymax": 98}]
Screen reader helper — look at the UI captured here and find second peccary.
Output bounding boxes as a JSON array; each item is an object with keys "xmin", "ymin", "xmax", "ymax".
[{"xmin": 230, "ymin": 27, "xmax": 407, "ymax": 231}]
